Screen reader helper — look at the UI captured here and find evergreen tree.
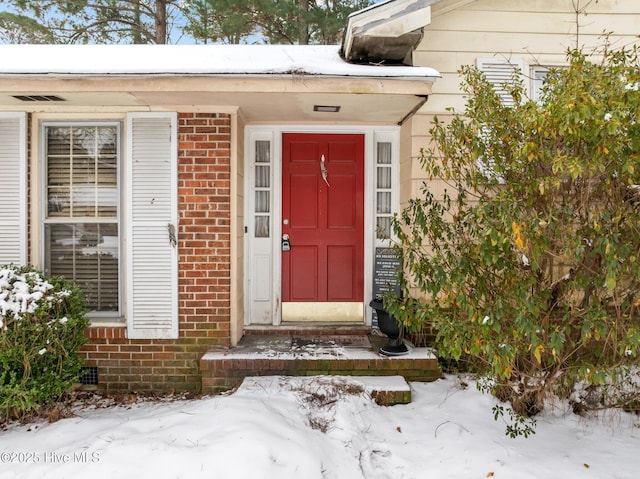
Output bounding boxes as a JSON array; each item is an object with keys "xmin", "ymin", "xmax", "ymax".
[
  {"xmin": 0, "ymin": 11, "xmax": 56, "ymax": 43},
  {"xmin": 183, "ymin": 0, "xmax": 373, "ymax": 45},
  {"xmin": 0, "ymin": 0, "xmax": 182, "ymax": 44},
  {"xmin": 0, "ymin": 0, "xmax": 372, "ymax": 44}
]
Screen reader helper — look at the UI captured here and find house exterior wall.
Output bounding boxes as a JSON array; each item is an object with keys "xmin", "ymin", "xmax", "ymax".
[
  {"xmin": 76, "ymin": 112, "xmax": 232, "ymax": 392},
  {"xmin": 409, "ymin": 0, "xmax": 640, "ymax": 202}
]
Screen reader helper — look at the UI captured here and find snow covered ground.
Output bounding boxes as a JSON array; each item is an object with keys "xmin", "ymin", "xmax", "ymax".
[{"xmin": 1, "ymin": 375, "xmax": 639, "ymax": 479}]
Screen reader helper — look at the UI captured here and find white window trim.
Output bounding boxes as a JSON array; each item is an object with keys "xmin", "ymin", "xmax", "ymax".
[
  {"xmin": 40, "ymin": 119, "xmax": 124, "ymax": 321},
  {"xmin": 373, "ymin": 130, "xmax": 400, "ymax": 247}
]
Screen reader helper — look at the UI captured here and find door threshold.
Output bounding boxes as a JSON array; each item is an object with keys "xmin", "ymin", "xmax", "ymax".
[
  {"xmin": 244, "ymin": 323, "xmax": 371, "ymax": 336},
  {"xmin": 282, "ymin": 302, "xmax": 364, "ymax": 322}
]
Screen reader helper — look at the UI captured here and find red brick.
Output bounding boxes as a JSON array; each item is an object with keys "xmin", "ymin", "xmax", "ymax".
[{"xmin": 75, "ymin": 112, "xmax": 232, "ymax": 393}]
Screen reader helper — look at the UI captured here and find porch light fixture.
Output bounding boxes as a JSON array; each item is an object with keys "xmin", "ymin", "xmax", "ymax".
[{"xmin": 313, "ymin": 105, "xmax": 341, "ymax": 113}]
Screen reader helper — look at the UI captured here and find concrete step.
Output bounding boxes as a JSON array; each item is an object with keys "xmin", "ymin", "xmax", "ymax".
[{"xmin": 200, "ymin": 333, "xmax": 441, "ymax": 399}]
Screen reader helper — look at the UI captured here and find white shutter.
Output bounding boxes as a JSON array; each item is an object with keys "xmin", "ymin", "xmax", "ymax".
[
  {"xmin": 0, "ymin": 113, "xmax": 27, "ymax": 266},
  {"xmin": 126, "ymin": 112, "xmax": 178, "ymax": 339},
  {"xmin": 477, "ymin": 58, "xmax": 524, "ymax": 106}
]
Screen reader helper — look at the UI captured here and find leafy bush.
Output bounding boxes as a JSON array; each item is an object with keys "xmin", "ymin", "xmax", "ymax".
[
  {"xmin": 390, "ymin": 46, "xmax": 640, "ymax": 420},
  {"xmin": 0, "ymin": 264, "xmax": 88, "ymax": 421}
]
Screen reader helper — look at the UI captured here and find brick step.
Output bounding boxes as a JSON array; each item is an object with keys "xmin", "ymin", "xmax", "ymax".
[{"xmin": 200, "ymin": 334, "xmax": 441, "ymax": 401}]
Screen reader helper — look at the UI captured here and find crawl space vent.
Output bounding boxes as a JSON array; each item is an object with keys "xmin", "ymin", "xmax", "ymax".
[
  {"xmin": 79, "ymin": 366, "xmax": 99, "ymax": 386},
  {"xmin": 12, "ymin": 95, "xmax": 66, "ymax": 102}
]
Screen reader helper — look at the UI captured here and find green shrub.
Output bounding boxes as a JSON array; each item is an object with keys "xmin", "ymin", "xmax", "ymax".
[
  {"xmin": 390, "ymin": 45, "xmax": 640, "ymax": 421},
  {"xmin": 0, "ymin": 264, "xmax": 88, "ymax": 421}
]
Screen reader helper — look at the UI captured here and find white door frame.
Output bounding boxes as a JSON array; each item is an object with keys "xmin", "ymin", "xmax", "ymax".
[{"xmin": 244, "ymin": 124, "xmax": 399, "ymax": 327}]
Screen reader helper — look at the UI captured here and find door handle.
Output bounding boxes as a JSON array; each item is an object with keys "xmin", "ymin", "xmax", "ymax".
[{"xmin": 320, "ymin": 155, "xmax": 330, "ymax": 187}]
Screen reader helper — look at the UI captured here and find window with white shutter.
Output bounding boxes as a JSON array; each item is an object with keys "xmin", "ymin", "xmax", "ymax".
[
  {"xmin": 126, "ymin": 112, "xmax": 178, "ymax": 339},
  {"xmin": 0, "ymin": 113, "xmax": 27, "ymax": 266}
]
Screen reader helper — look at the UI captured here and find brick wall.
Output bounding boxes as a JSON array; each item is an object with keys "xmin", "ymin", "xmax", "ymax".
[{"xmin": 78, "ymin": 112, "xmax": 233, "ymax": 392}]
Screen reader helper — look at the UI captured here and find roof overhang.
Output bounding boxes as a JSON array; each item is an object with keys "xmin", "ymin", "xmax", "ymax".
[
  {"xmin": 0, "ymin": 44, "xmax": 439, "ymax": 124},
  {"xmin": 342, "ymin": 0, "xmax": 440, "ymax": 65}
]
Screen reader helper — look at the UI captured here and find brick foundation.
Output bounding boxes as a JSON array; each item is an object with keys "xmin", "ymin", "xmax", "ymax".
[{"xmin": 78, "ymin": 112, "xmax": 232, "ymax": 392}]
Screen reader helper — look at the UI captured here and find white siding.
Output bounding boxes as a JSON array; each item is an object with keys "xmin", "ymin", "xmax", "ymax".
[
  {"xmin": 406, "ymin": 0, "xmax": 640, "ymax": 201},
  {"xmin": 126, "ymin": 112, "xmax": 178, "ymax": 339},
  {"xmin": 0, "ymin": 113, "xmax": 27, "ymax": 266}
]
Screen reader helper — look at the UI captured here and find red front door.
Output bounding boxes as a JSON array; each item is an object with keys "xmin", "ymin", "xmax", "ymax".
[{"xmin": 281, "ymin": 133, "xmax": 364, "ymax": 311}]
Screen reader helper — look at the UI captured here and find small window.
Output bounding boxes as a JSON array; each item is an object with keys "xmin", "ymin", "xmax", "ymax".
[
  {"xmin": 375, "ymin": 142, "xmax": 393, "ymax": 239},
  {"xmin": 531, "ymin": 66, "xmax": 550, "ymax": 103},
  {"xmin": 42, "ymin": 123, "xmax": 120, "ymax": 315},
  {"xmin": 254, "ymin": 140, "xmax": 271, "ymax": 238}
]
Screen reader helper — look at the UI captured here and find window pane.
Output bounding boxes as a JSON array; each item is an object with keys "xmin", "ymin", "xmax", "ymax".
[
  {"xmin": 46, "ymin": 127, "xmax": 71, "ymax": 155},
  {"xmin": 376, "ymin": 217, "xmax": 391, "ymax": 239},
  {"xmin": 255, "ymin": 216, "xmax": 269, "ymax": 238},
  {"xmin": 377, "ymin": 142, "xmax": 392, "ymax": 164},
  {"xmin": 255, "ymin": 165, "xmax": 270, "ymax": 188},
  {"xmin": 255, "ymin": 191, "xmax": 270, "ymax": 213},
  {"xmin": 45, "ymin": 125, "xmax": 117, "ymax": 219},
  {"xmin": 377, "ymin": 192, "xmax": 391, "ymax": 214},
  {"xmin": 377, "ymin": 166, "xmax": 391, "ymax": 189},
  {"xmin": 45, "ymin": 222, "xmax": 119, "ymax": 312},
  {"xmin": 47, "ymin": 188, "xmax": 70, "ymax": 216},
  {"xmin": 532, "ymin": 67, "xmax": 549, "ymax": 102},
  {"xmin": 256, "ymin": 140, "xmax": 270, "ymax": 163}
]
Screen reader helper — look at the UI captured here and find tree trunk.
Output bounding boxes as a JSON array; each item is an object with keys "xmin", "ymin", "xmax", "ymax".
[
  {"xmin": 298, "ymin": 0, "xmax": 310, "ymax": 45},
  {"xmin": 155, "ymin": 0, "xmax": 168, "ymax": 44},
  {"xmin": 133, "ymin": 1, "xmax": 143, "ymax": 44}
]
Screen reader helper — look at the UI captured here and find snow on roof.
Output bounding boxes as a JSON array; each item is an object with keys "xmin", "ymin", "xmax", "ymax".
[{"xmin": 0, "ymin": 44, "xmax": 439, "ymax": 79}]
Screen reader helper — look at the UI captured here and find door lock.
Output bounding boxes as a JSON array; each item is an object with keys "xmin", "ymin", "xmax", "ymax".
[{"xmin": 282, "ymin": 234, "xmax": 291, "ymax": 252}]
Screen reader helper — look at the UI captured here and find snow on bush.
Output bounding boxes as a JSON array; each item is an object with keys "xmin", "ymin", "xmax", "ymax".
[
  {"xmin": 0, "ymin": 264, "xmax": 89, "ymax": 422},
  {"xmin": 0, "ymin": 267, "xmax": 53, "ymax": 326}
]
